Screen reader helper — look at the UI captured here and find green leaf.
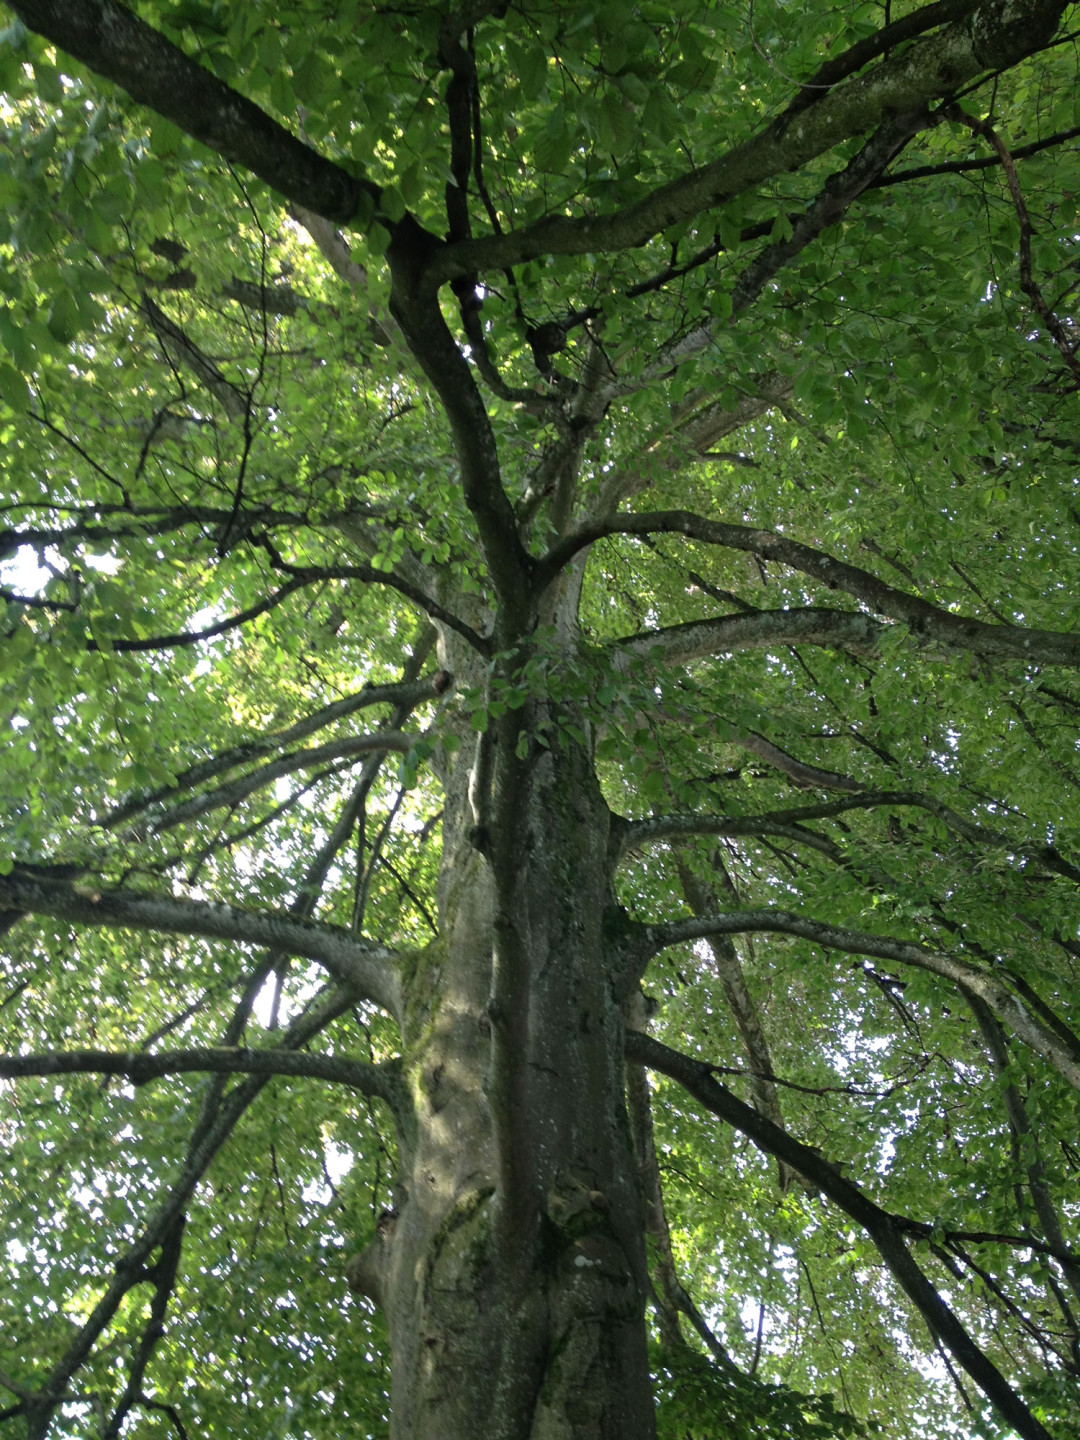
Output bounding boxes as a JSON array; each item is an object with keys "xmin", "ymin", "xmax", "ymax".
[
  {"xmin": 46, "ymin": 289, "xmax": 81, "ymax": 344},
  {"xmin": 31, "ymin": 59, "xmax": 63, "ymax": 105},
  {"xmin": 379, "ymin": 186, "xmax": 406, "ymax": 223},
  {"xmin": 509, "ymin": 41, "xmax": 548, "ymax": 99},
  {"xmin": 0, "ymin": 360, "xmax": 29, "ymax": 408}
]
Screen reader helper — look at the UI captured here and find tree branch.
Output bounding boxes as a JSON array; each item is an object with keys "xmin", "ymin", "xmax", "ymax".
[
  {"xmin": 133, "ymin": 1394, "xmax": 191, "ymax": 1440},
  {"xmin": 612, "ymin": 607, "xmax": 886, "ymax": 667},
  {"xmin": 386, "ymin": 246, "xmax": 533, "ymax": 624},
  {"xmin": 19, "ymin": 985, "xmax": 357, "ymax": 1440},
  {"xmin": 1, "ymin": 504, "xmax": 300, "ymax": 559},
  {"xmin": 136, "ymin": 728, "xmax": 417, "ymax": 835},
  {"xmin": 564, "ymin": 512, "xmax": 1080, "ymax": 668},
  {"xmin": 785, "ymin": 0, "xmax": 979, "ymax": 113},
  {"xmin": 89, "ymin": 573, "xmax": 314, "ymax": 654},
  {"xmin": 619, "ymin": 812, "xmax": 843, "ymax": 864},
  {"xmin": 104, "ymin": 673, "xmax": 444, "ymax": 828},
  {"xmin": 732, "ymin": 731, "xmax": 864, "ymax": 794},
  {"xmin": 673, "ymin": 856, "xmax": 794, "ymax": 1186},
  {"xmin": 140, "ymin": 295, "xmax": 249, "ymax": 421},
  {"xmin": 873, "ymin": 122, "xmax": 1080, "ymax": 188},
  {"xmin": 426, "ymin": 0, "xmax": 1069, "ymax": 284},
  {"xmin": 0, "ymin": 1046, "xmax": 395, "ymax": 1097},
  {"xmin": 948, "ymin": 105, "xmax": 1080, "ymax": 384},
  {"xmin": 639, "ymin": 909, "xmax": 1080, "ymax": 1094},
  {"xmin": 270, "ymin": 560, "xmax": 490, "ymax": 655},
  {"xmin": 626, "ymin": 1025, "xmax": 737, "ymax": 1357},
  {"xmin": 621, "ymin": 789, "xmax": 1080, "ymax": 883},
  {"xmin": 963, "ymin": 994, "xmax": 1080, "ymax": 1343},
  {"xmin": 287, "ymin": 205, "xmax": 402, "ymax": 346},
  {"xmin": 8, "ymin": 0, "xmax": 377, "ymax": 224},
  {"xmin": 590, "ymin": 112, "xmax": 926, "ymax": 419},
  {"xmin": 0, "ymin": 866, "xmax": 401, "ymax": 1016},
  {"xmin": 104, "ymin": 1216, "xmax": 186, "ymax": 1440},
  {"xmin": 625, "ymin": 1031, "xmax": 1054, "ymax": 1440}
]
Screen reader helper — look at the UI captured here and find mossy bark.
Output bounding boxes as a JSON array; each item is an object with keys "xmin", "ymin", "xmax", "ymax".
[{"xmin": 357, "ymin": 683, "xmax": 656, "ymax": 1439}]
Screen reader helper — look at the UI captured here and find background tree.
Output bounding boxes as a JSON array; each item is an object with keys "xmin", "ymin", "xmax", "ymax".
[{"xmin": 1, "ymin": 1, "xmax": 1080, "ymax": 1437}]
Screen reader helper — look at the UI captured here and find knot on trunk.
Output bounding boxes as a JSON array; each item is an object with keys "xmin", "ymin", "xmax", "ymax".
[{"xmin": 345, "ymin": 1208, "xmax": 399, "ymax": 1307}]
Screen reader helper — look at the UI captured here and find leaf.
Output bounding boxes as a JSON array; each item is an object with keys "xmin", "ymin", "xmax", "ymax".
[
  {"xmin": 0, "ymin": 359, "xmax": 29, "ymax": 408},
  {"xmin": 379, "ymin": 186, "xmax": 406, "ymax": 223},
  {"xmin": 46, "ymin": 289, "xmax": 81, "ymax": 344},
  {"xmin": 32, "ymin": 58, "xmax": 62, "ymax": 105},
  {"xmin": 509, "ymin": 40, "xmax": 548, "ymax": 99}
]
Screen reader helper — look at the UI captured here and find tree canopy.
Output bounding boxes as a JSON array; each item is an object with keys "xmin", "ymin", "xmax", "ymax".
[{"xmin": 1, "ymin": 1, "xmax": 1080, "ymax": 1437}]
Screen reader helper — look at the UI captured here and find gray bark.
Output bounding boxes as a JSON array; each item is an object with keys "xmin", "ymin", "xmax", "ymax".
[{"xmin": 364, "ymin": 658, "xmax": 656, "ymax": 1439}]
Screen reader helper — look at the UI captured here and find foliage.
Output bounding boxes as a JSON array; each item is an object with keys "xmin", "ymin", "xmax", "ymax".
[
  {"xmin": 651, "ymin": 1343, "xmax": 873, "ymax": 1440},
  {"xmin": 1, "ymin": 0, "xmax": 1080, "ymax": 1437}
]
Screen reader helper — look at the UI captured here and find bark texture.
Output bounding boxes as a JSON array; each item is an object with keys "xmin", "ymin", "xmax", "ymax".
[{"xmin": 362, "ymin": 687, "xmax": 655, "ymax": 1439}]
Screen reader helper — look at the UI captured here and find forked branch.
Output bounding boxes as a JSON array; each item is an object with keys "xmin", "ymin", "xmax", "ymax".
[
  {"xmin": 639, "ymin": 908, "xmax": 1080, "ymax": 1093},
  {"xmin": 426, "ymin": 0, "xmax": 1069, "ymax": 282},
  {"xmin": 553, "ymin": 511, "xmax": 1080, "ymax": 668}
]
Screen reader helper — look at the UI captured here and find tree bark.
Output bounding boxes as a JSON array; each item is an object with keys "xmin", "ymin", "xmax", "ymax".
[{"xmin": 356, "ymin": 635, "xmax": 655, "ymax": 1439}]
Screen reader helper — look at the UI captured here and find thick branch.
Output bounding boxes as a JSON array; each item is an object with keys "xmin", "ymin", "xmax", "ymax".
[
  {"xmin": 387, "ymin": 241, "xmax": 533, "ymax": 623},
  {"xmin": 640, "ymin": 909, "xmax": 1080, "ymax": 1093},
  {"xmin": 0, "ymin": 866, "xmax": 400, "ymax": 1016},
  {"xmin": 104, "ymin": 1216, "xmax": 185, "ymax": 1440},
  {"xmin": 0, "ymin": 1046, "xmax": 395, "ymax": 1097},
  {"xmin": 613, "ymin": 607, "xmax": 886, "ymax": 666},
  {"xmin": 8, "ymin": 0, "xmax": 377, "ymax": 224},
  {"xmin": 787, "ymin": 0, "xmax": 979, "ymax": 112},
  {"xmin": 626, "ymin": 1031, "xmax": 1054, "ymax": 1440},
  {"xmin": 555, "ymin": 512, "xmax": 1080, "ymax": 668},
  {"xmin": 1, "ymin": 504, "xmax": 298, "ymax": 559},
  {"xmin": 426, "ymin": 0, "xmax": 1068, "ymax": 284},
  {"xmin": 677, "ymin": 374, "xmax": 796, "ymax": 460},
  {"xmin": 733, "ymin": 731, "xmax": 864, "ymax": 794},
  {"xmin": 589, "ymin": 375, "xmax": 794, "ymax": 520}
]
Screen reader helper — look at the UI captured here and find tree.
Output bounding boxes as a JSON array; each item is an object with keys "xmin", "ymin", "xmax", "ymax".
[{"xmin": 1, "ymin": 0, "xmax": 1080, "ymax": 1435}]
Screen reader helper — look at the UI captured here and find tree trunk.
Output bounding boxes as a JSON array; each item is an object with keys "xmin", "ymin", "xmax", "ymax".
[
  {"xmin": 350, "ymin": 635, "xmax": 656, "ymax": 1438},
  {"xmin": 330, "ymin": 214, "xmax": 659, "ymax": 1439}
]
